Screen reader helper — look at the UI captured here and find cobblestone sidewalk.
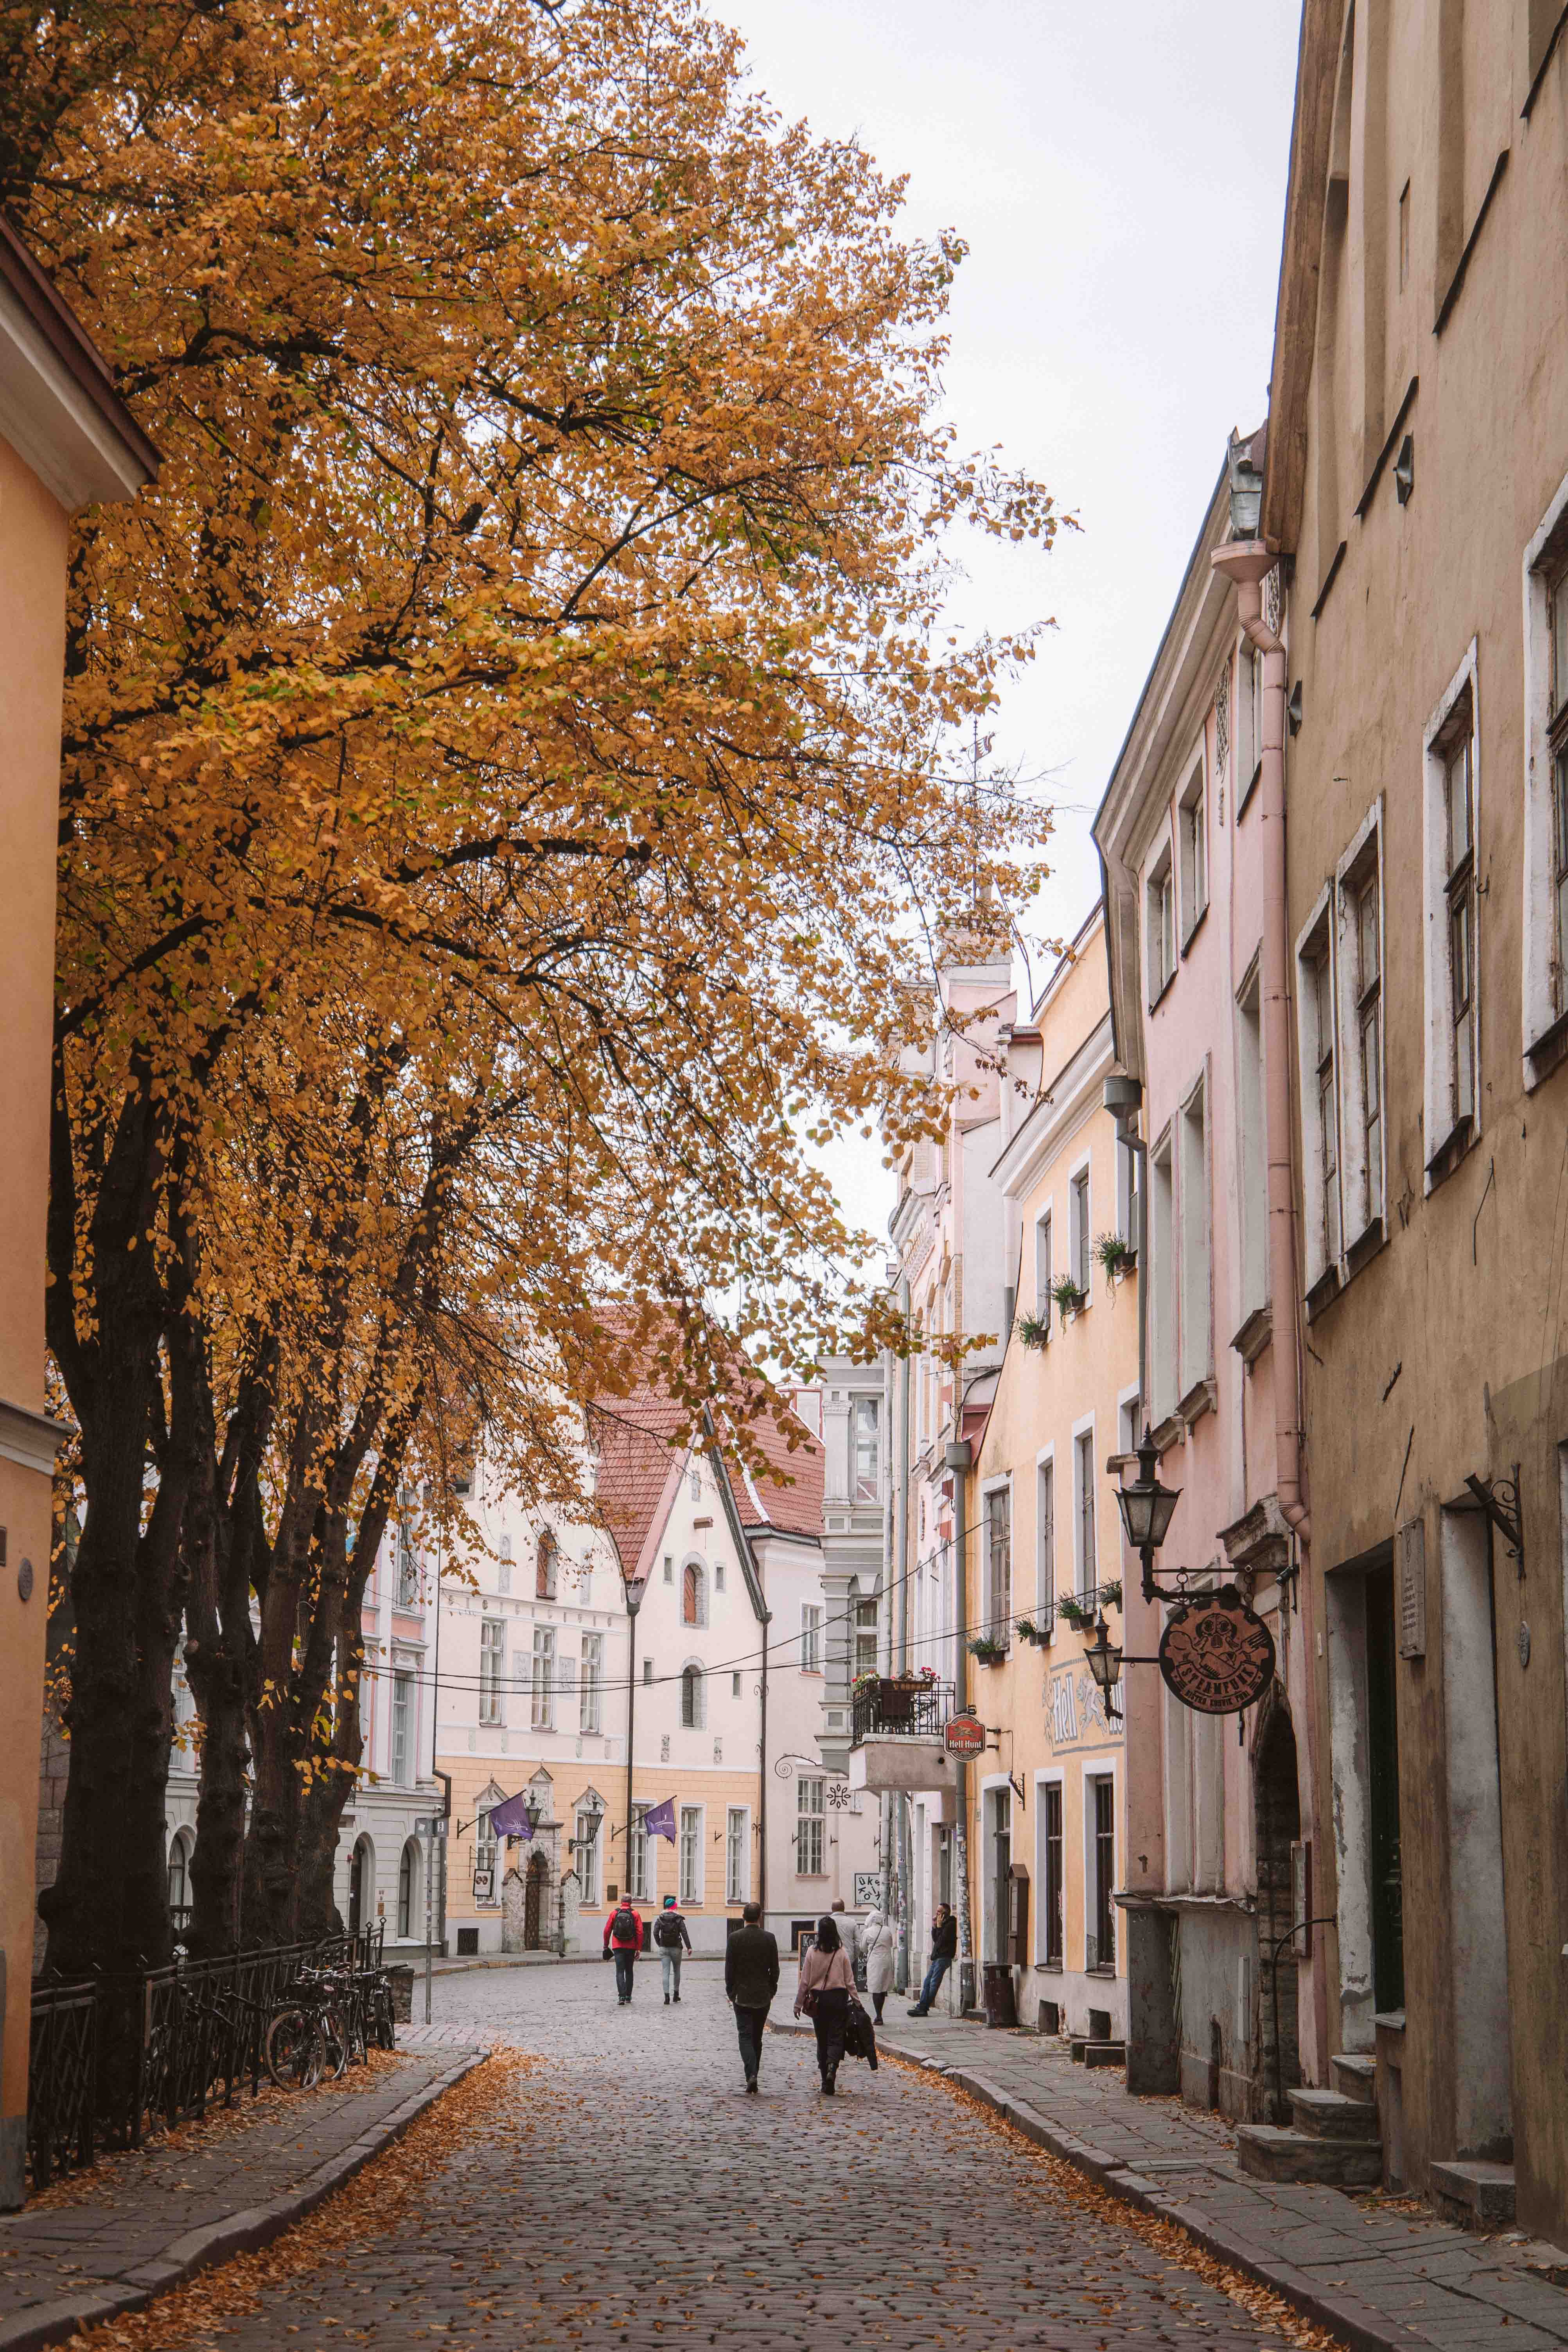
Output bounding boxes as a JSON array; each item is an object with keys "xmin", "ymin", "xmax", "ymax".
[
  {"xmin": 0, "ymin": 2047, "xmax": 483, "ymax": 2352},
  {"xmin": 839, "ymin": 2012, "xmax": 1568, "ymax": 2352}
]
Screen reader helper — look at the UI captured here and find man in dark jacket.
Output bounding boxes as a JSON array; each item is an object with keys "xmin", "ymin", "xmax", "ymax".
[
  {"xmin": 723, "ymin": 1901, "xmax": 780, "ymax": 2092},
  {"xmin": 907, "ymin": 1901, "xmax": 958, "ymax": 2016}
]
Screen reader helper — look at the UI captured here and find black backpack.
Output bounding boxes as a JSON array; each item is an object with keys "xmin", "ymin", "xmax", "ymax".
[
  {"xmin": 610, "ymin": 1906, "xmax": 638, "ymax": 1944},
  {"xmin": 654, "ymin": 1909, "xmax": 683, "ymax": 1948}
]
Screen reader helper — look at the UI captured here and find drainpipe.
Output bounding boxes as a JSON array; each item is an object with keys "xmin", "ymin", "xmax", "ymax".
[
  {"xmin": 895, "ymin": 1288, "xmax": 913, "ymax": 1985},
  {"xmin": 623, "ymin": 1587, "xmax": 641, "ymax": 1894},
  {"xmin": 945, "ymin": 1436, "xmax": 975, "ymax": 2013}
]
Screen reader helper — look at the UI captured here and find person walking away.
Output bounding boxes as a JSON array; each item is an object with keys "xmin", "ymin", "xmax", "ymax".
[
  {"xmin": 795, "ymin": 1912, "xmax": 854, "ymax": 2093},
  {"xmin": 724, "ymin": 1899, "xmax": 780, "ymax": 2092},
  {"xmin": 654, "ymin": 1893, "xmax": 692, "ymax": 2002},
  {"xmin": 860, "ymin": 1906, "xmax": 894, "ymax": 2024},
  {"xmin": 907, "ymin": 1902, "xmax": 957, "ymax": 2017},
  {"xmin": 603, "ymin": 1898, "xmax": 643, "ymax": 2004}
]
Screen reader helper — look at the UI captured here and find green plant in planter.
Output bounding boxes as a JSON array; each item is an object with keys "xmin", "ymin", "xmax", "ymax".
[
  {"xmin": 1093, "ymin": 1231, "xmax": 1136, "ymax": 1287},
  {"xmin": 1015, "ymin": 1615, "xmax": 1052, "ymax": 1646},
  {"xmin": 1054, "ymin": 1592, "xmax": 1093, "ymax": 1630},
  {"xmin": 967, "ymin": 1634, "xmax": 1008, "ymax": 1665},
  {"xmin": 1014, "ymin": 1311, "xmax": 1050, "ymax": 1351},
  {"xmin": 1049, "ymin": 1274, "xmax": 1088, "ymax": 1318},
  {"xmin": 1097, "ymin": 1579, "xmax": 1123, "ymax": 1610}
]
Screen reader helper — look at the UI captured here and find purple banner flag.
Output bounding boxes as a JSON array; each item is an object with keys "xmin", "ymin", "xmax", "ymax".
[
  {"xmin": 487, "ymin": 1790, "xmax": 539, "ymax": 1840},
  {"xmin": 642, "ymin": 1797, "xmax": 678, "ymax": 1843}
]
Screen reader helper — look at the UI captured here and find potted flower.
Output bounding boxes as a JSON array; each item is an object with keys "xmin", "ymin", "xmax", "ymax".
[
  {"xmin": 1050, "ymin": 1273, "xmax": 1088, "ymax": 1319},
  {"xmin": 1094, "ymin": 1232, "xmax": 1136, "ymax": 1287},
  {"xmin": 1015, "ymin": 1614, "xmax": 1052, "ymax": 1647},
  {"xmin": 1014, "ymin": 1311, "xmax": 1050, "ymax": 1351},
  {"xmin": 1097, "ymin": 1579, "xmax": 1123, "ymax": 1610},
  {"xmin": 968, "ymin": 1633, "xmax": 1009, "ymax": 1667},
  {"xmin": 1055, "ymin": 1592, "xmax": 1094, "ymax": 1631}
]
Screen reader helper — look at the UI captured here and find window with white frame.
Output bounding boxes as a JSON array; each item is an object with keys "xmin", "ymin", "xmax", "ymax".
[
  {"xmin": 1177, "ymin": 1076, "xmax": 1211, "ymax": 1398},
  {"xmin": 1147, "ymin": 844, "xmax": 1176, "ymax": 1002},
  {"xmin": 580, "ymin": 1632, "xmax": 603, "ymax": 1734},
  {"xmin": 1074, "ymin": 1428, "xmax": 1096, "ymax": 1599},
  {"xmin": 1297, "ymin": 911, "xmax": 1341, "ymax": 1283},
  {"xmin": 574, "ymin": 1804, "xmax": 602, "ymax": 1904},
  {"xmin": 854, "ymin": 1597, "xmax": 879, "ymax": 1676},
  {"xmin": 628, "ymin": 1804, "xmax": 650, "ymax": 1900},
  {"xmin": 474, "ymin": 1807, "xmax": 498, "ymax": 1901},
  {"xmin": 1150, "ymin": 1132, "xmax": 1176, "ymax": 1424},
  {"xmin": 1036, "ymin": 1456, "xmax": 1055, "ymax": 1618},
  {"xmin": 1552, "ymin": 564, "xmax": 1568, "ymax": 1015},
  {"xmin": 714, "ymin": 1560, "xmax": 725, "ymax": 1593},
  {"xmin": 391, "ymin": 1670, "xmax": 414, "ymax": 1786},
  {"xmin": 663, "ymin": 1553, "xmax": 674, "ymax": 1584},
  {"xmin": 1423, "ymin": 652, "xmax": 1480, "ymax": 1172},
  {"xmin": 800, "ymin": 1603, "xmax": 823, "ymax": 1672},
  {"xmin": 535, "ymin": 1530, "xmax": 557, "ymax": 1601},
  {"xmin": 726, "ymin": 1808, "xmax": 748, "ymax": 1905},
  {"xmin": 682, "ymin": 1560, "xmax": 707, "ymax": 1628},
  {"xmin": 1069, "ymin": 1166, "xmax": 1091, "ymax": 1297},
  {"xmin": 1523, "ymin": 483, "xmax": 1568, "ymax": 1063},
  {"xmin": 852, "ymin": 1396, "xmax": 880, "ymax": 1500},
  {"xmin": 1116, "ymin": 1135, "xmax": 1140, "ymax": 1254},
  {"xmin": 984, "ymin": 1485, "xmax": 1012, "ymax": 1644},
  {"xmin": 1236, "ymin": 967, "xmax": 1268, "ymax": 1321},
  {"xmin": 689, "ymin": 1465, "xmax": 702, "ymax": 1503},
  {"xmin": 1336, "ymin": 814, "xmax": 1385, "ymax": 1242},
  {"xmin": 1034, "ymin": 1208, "xmax": 1053, "ymax": 1326},
  {"xmin": 1178, "ymin": 758, "xmax": 1207, "ymax": 940},
  {"xmin": 531, "ymin": 1627, "xmax": 555, "ymax": 1730},
  {"xmin": 479, "ymin": 1618, "xmax": 505, "ymax": 1727},
  {"xmin": 396, "ymin": 1519, "xmax": 419, "ymax": 1608},
  {"xmin": 681, "ymin": 1662, "xmax": 704, "ymax": 1729},
  {"xmin": 1237, "ymin": 641, "xmax": 1264, "ymax": 809},
  {"xmin": 795, "ymin": 1777, "xmax": 826, "ymax": 1876},
  {"xmin": 679, "ymin": 1805, "xmax": 702, "ymax": 1903}
]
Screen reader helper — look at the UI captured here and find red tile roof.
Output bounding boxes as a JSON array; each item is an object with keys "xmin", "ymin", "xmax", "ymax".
[
  {"xmin": 587, "ymin": 1380, "xmax": 823, "ymax": 1582},
  {"xmin": 721, "ymin": 1407, "xmax": 824, "ymax": 1540}
]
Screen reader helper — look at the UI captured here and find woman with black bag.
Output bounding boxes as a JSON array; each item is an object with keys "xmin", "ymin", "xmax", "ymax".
[{"xmin": 794, "ymin": 1913, "xmax": 854, "ymax": 2093}]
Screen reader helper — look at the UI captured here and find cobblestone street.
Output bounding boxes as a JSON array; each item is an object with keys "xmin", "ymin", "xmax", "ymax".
[{"xmin": 78, "ymin": 1960, "xmax": 1322, "ymax": 2352}]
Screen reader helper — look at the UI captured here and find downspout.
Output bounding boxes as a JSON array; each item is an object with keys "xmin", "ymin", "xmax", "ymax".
[
  {"xmin": 623, "ymin": 1586, "xmax": 641, "ymax": 1891},
  {"xmin": 895, "ymin": 1288, "xmax": 913, "ymax": 1985},
  {"xmin": 945, "ymin": 1436, "xmax": 974, "ymax": 2012},
  {"xmin": 706, "ymin": 1415, "xmax": 770, "ymax": 1921}
]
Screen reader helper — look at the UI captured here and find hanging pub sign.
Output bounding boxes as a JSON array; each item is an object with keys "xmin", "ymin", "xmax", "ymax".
[
  {"xmin": 1158, "ymin": 1585, "xmax": 1275, "ymax": 1715},
  {"xmin": 944, "ymin": 1712, "xmax": 987, "ymax": 1758}
]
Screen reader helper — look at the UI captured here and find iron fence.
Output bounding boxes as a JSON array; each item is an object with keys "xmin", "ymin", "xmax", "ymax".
[
  {"xmin": 28, "ymin": 1925, "xmax": 386, "ymax": 2194},
  {"xmin": 850, "ymin": 1677, "xmax": 955, "ymax": 1746}
]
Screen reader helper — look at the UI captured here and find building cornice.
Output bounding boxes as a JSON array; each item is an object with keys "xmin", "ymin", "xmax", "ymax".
[{"xmin": 989, "ymin": 1012, "xmax": 1114, "ymax": 1197}]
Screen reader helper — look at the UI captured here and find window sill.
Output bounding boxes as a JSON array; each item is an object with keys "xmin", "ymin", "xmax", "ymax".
[
  {"xmin": 1180, "ymin": 900, "xmax": 1209, "ymax": 957},
  {"xmin": 1034, "ymin": 1961, "xmax": 1065, "ymax": 1975},
  {"xmin": 1424, "ymin": 1114, "xmax": 1475, "ymax": 1193},
  {"xmin": 1085, "ymin": 1964, "xmax": 1117, "ymax": 1980},
  {"xmin": 1151, "ymin": 1411, "xmax": 1185, "ymax": 1458},
  {"xmin": 1526, "ymin": 1003, "xmax": 1568, "ymax": 1089},
  {"xmin": 1237, "ymin": 757, "xmax": 1263, "ymax": 819},
  {"xmin": 1343, "ymin": 1215, "xmax": 1385, "ymax": 1279},
  {"xmin": 1147, "ymin": 968, "xmax": 1176, "ymax": 1014},
  {"xmin": 1304, "ymin": 1264, "xmax": 1340, "ymax": 1322},
  {"xmin": 1178, "ymin": 1376, "xmax": 1217, "ymax": 1431},
  {"xmin": 1230, "ymin": 1303, "xmax": 1272, "ymax": 1365}
]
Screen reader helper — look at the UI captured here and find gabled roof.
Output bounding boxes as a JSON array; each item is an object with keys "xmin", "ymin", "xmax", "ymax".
[
  {"xmin": 720, "ymin": 1407, "xmax": 824, "ymax": 1542},
  {"xmin": 588, "ymin": 1388, "xmax": 688, "ymax": 1585}
]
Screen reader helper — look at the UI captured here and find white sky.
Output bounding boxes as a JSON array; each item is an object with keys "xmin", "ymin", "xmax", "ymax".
[{"xmin": 721, "ymin": 0, "xmax": 1306, "ymax": 1262}]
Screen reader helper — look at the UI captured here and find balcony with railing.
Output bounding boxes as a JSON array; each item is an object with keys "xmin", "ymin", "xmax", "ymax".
[{"xmin": 847, "ymin": 1677, "xmax": 958, "ymax": 1794}]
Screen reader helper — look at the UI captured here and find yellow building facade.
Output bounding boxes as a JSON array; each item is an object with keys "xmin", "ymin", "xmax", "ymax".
[{"xmin": 961, "ymin": 907, "xmax": 1141, "ymax": 2037}]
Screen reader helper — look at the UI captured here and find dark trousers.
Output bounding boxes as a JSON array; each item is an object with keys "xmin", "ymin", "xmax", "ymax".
[
  {"xmin": 735, "ymin": 2004, "xmax": 769, "ymax": 2081},
  {"xmin": 915, "ymin": 1952, "xmax": 951, "ymax": 2012},
  {"xmin": 812, "ymin": 1987, "xmax": 850, "ymax": 2080},
  {"xmin": 613, "ymin": 1948, "xmax": 636, "ymax": 2000}
]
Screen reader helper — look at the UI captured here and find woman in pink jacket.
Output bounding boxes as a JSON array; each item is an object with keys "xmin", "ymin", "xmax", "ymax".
[{"xmin": 794, "ymin": 1913, "xmax": 854, "ymax": 2094}]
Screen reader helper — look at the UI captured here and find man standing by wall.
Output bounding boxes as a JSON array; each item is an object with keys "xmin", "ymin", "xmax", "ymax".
[{"xmin": 724, "ymin": 1901, "xmax": 780, "ymax": 2093}]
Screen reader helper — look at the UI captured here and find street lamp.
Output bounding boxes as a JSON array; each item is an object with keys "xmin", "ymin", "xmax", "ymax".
[
  {"xmin": 1083, "ymin": 1613, "xmax": 1124, "ymax": 1720},
  {"xmin": 1114, "ymin": 1428, "xmax": 1182, "ymax": 1605}
]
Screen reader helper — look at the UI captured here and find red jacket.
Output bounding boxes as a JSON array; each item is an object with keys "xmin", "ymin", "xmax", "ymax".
[{"xmin": 603, "ymin": 1905, "xmax": 644, "ymax": 1953}]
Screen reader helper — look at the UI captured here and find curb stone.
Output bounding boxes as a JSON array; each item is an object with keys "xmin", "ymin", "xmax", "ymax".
[{"xmin": 0, "ymin": 2050, "xmax": 489, "ymax": 2352}]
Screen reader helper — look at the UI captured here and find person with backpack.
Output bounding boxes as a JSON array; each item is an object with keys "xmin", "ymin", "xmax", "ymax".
[
  {"xmin": 602, "ymin": 1898, "xmax": 643, "ymax": 2003},
  {"xmin": 652, "ymin": 1893, "xmax": 692, "ymax": 2002}
]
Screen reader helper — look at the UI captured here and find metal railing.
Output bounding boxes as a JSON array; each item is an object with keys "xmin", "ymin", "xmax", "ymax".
[
  {"xmin": 850, "ymin": 1677, "xmax": 955, "ymax": 1747},
  {"xmin": 27, "ymin": 1926, "xmax": 386, "ymax": 2193}
]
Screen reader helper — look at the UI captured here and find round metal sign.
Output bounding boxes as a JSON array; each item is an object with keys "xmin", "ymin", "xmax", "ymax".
[
  {"xmin": 944, "ymin": 1712, "xmax": 987, "ymax": 1758},
  {"xmin": 1158, "ymin": 1585, "xmax": 1276, "ymax": 1716}
]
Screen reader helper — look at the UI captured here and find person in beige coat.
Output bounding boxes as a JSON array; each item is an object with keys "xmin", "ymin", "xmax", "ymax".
[
  {"xmin": 858, "ymin": 1907, "xmax": 895, "ymax": 2024},
  {"xmin": 794, "ymin": 1914, "xmax": 854, "ymax": 2094}
]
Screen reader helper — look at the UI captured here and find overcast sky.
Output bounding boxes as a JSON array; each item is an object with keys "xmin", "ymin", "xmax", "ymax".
[{"xmin": 722, "ymin": 0, "xmax": 1305, "ymax": 1260}]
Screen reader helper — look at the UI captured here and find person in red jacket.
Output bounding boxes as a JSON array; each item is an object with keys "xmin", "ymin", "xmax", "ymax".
[{"xmin": 602, "ymin": 1898, "xmax": 644, "ymax": 2004}]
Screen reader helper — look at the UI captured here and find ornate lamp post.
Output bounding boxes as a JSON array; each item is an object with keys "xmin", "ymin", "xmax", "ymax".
[{"xmin": 1112, "ymin": 1429, "xmax": 1182, "ymax": 1605}]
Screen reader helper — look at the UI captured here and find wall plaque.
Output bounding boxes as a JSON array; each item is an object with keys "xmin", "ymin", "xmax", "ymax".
[
  {"xmin": 1397, "ymin": 1518, "xmax": 1426, "ymax": 1658},
  {"xmin": 1158, "ymin": 1584, "xmax": 1276, "ymax": 1714}
]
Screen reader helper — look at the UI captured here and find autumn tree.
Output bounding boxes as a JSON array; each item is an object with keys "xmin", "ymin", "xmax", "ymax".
[{"xmin": 18, "ymin": 0, "xmax": 1058, "ymax": 1978}]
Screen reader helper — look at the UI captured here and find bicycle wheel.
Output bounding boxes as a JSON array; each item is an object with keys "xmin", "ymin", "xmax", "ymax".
[
  {"xmin": 372, "ymin": 1986, "xmax": 396, "ymax": 2051},
  {"xmin": 266, "ymin": 2007, "xmax": 322, "ymax": 2090},
  {"xmin": 319, "ymin": 2003, "xmax": 349, "ymax": 2080}
]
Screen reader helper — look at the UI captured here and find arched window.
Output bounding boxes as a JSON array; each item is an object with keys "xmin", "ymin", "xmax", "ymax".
[
  {"xmin": 397, "ymin": 1838, "xmax": 419, "ymax": 1939},
  {"xmin": 681, "ymin": 1560, "xmax": 706, "ymax": 1627},
  {"xmin": 536, "ymin": 1529, "xmax": 558, "ymax": 1601},
  {"xmin": 348, "ymin": 1835, "xmax": 374, "ymax": 1936},
  {"xmin": 681, "ymin": 1663, "xmax": 704, "ymax": 1729},
  {"xmin": 167, "ymin": 1828, "xmax": 192, "ymax": 1918}
]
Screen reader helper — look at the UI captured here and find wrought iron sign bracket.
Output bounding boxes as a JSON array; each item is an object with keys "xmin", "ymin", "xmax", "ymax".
[{"xmin": 1463, "ymin": 1469, "xmax": 1524, "ymax": 1576}]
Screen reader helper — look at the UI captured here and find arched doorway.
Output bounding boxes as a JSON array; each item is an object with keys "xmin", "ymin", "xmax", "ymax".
[
  {"xmin": 523, "ymin": 1850, "xmax": 549, "ymax": 1950},
  {"xmin": 1254, "ymin": 1693, "xmax": 1302, "ymax": 2118},
  {"xmin": 348, "ymin": 1835, "xmax": 374, "ymax": 1937},
  {"xmin": 397, "ymin": 1838, "xmax": 420, "ymax": 1940}
]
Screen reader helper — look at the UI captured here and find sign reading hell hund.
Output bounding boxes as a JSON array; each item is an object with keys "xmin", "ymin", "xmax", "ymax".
[{"xmin": 1158, "ymin": 1585, "xmax": 1276, "ymax": 1715}]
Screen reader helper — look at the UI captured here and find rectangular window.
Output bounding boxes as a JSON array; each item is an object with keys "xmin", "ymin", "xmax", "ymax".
[
  {"xmin": 1150, "ymin": 1134, "xmax": 1176, "ymax": 1423},
  {"xmin": 1069, "ymin": 1167, "xmax": 1090, "ymax": 1296},
  {"xmin": 1044, "ymin": 1783, "xmax": 1064, "ymax": 1967},
  {"xmin": 1116, "ymin": 1134, "xmax": 1140, "ymax": 1252},
  {"xmin": 664, "ymin": 1554, "xmax": 674, "ymax": 1584},
  {"xmin": 575, "ymin": 1806, "xmax": 602, "ymax": 1906},
  {"xmin": 1236, "ymin": 971, "xmax": 1267, "ymax": 1318},
  {"xmin": 643, "ymin": 1657, "xmax": 653, "ymax": 1685},
  {"xmin": 1034, "ymin": 1209, "xmax": 1053, "ymax": 1326},
  {"xmin": 531, "ymin": 1627, "xmax": 555, "ymax": 1731},
  {"xmin": 795, "ymin": 1778, "xmax": 825, "ymax": 1876},
  {"xmin": 679, "ymin": 1806, "xmax": 702, "ymax": 1904},
  {"xmin": 1090, "ymin": 1777, "xmax": 1115, "ymax": 1969},
  {"xmin": 854, "ymin": 1597, "xmax": 879, "ymax": 1677},
  {"xmin": 714, "ymin": 1560, "xmax": 725, "ymax": 1593},
  {"xmin": 479, "ymin": 1618, "xmax": 505, "ymax": 1727},
  {"xmin": 985, "ymin": 1486, "xmax": 1012, "ymax": 1644},
  {"xmin": 391, "ymin": 1671, "xmax": 414, "ymax": 1788},
  {"xmin": 396, "ymin": 1521, "xmax": 419, "ymax": 1608},
  {"xmin": 732, "ymin": 1670, "xmax": 742, "ymax": 1698},
  {"xmin": 1147, "ymin": 846, "xmax": 1175, "ymax": 1002},
  {"xmin": 1036, "ymin": 1458, "xmax": 1055, "ymax": 1618},
  {"xmin": 1177, "ymin": 1077, "xmax": 1211, "ymax": 1397},
  {"xmin": 1316, "ymin": 936, "xmax": 1342, "ymax": 1266},
  {"xmin": 628, "ymin": 1805, "xmax": 650, "ymax": 1902},
  {"xmin": 535, "ymin": 1531, "xmax": 557, "ymax": 1601},
  {"xmin": 800, "ymin": 1603, "xmax": 822, "ymax": 1673},
  {"xmin": 726, "ymin": 1808, "xmax": 748, "ymax": 1905},
  {"xmin": 1340, "ymin": 839, "xmax": 1384, "ymax": 1236},
  {"xmin": 1178, "ymin": 760, "xmax": 1207, "ymax": 939},
  {"xmin": 580, "ymin": 1632, "xmax": 603, "ymax": 1734},
  {"xmin": 475, "ymin": 1808, "xmax": 498, "ymax": 1902},
  {"xmin": 852, "ymin": 1397, "xmax": 880, "ymax": 1502},
  {"xmin": 1075, "ymin": 1430, "xmax": 1096, "ymax": 1599},
  {"xmin": 1237, "ymin": 643, "xmax": 1264, "ymax": 808},
  {"xmin": 1554, "ymin": 564, "xmax": 1568, "ymax": 1010},
  {"xmin": 1445, "ymin": 728, "xmax": 1476, "ymax": 1122}
]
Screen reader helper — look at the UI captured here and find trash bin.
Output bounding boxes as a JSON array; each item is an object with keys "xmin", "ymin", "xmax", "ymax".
[
  {"xmin": 386, "ymin": 1964, "xmax": 415, "ymax": 2023},
  {"xmin": 982, "ymin": 1962, "xmax": 1017, "ymax": 2029}
]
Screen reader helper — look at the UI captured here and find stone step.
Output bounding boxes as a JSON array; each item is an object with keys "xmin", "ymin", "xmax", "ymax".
[
  {"xmin": 1330, "ymin": 2052, "xmax": 1377, "ymax": 2104},
  {"xmin": 1288, "ymin": 2086, "xmax": 1381, "ymax": 2143},
  {"xmin": 1430, "ymin": 2159, "xmax": 1516, "ymax": 2230},
  {"xmin": 1236, "ymin": 2124, "xmax": 1383, "ymax": 2188},
  {"xmin": 1069, "ymin": 2038, "xmax": 1125, "ymax": 2067}
]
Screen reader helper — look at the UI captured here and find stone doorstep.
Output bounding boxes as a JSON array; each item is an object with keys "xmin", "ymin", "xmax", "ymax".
[
  {"xmin": 1069, "ymin": 2038, "xmax": 1126, "ymax": 2065},
  {"xmin": 0, "ymin": 2052, "xmax": 487, "ymax": 2352},
  {"xmin": 1331, "ymin": 2053, "xmax": 1378, "ymax": 2105},
  {"xmin": 1430, "ymin": 2159, "xmax": 1517, "ymax": 2232},
  {"xmin": 1289, "ymin": 2087, "xmax": 1382, "ymax": 2143},
  {"xmin": 1236, "ymin": 2123, "xmax": 1384, "ymax": 2188}
]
